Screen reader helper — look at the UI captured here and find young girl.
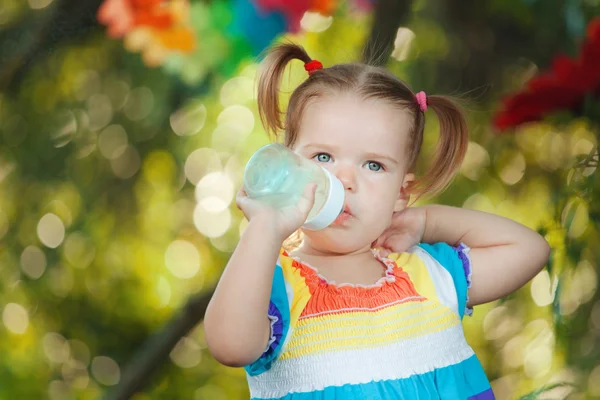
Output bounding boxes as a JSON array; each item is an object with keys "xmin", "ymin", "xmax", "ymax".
[{"xmin": 204, "ymin": 43, "xmax": 550, "ymax": 400}]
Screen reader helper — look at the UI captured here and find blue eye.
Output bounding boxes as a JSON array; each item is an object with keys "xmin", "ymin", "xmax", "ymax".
[
  {"xmin": 315, "ymin": 153, "xmax": 331, "ymax": 162},
  {"xmin": 367, "ymin": 161, "xmax": 382, "ymax": 171}
]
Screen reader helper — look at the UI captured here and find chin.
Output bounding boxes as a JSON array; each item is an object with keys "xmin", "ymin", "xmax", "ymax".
[{"xmin": 301, "ymin": 228, "xmax": 375, "ymax": 255}]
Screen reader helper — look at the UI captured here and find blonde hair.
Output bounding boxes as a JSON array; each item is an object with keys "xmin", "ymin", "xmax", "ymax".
[{"xmin": 257, "ymin": 42, "xmax": 469, "ymax": 198}]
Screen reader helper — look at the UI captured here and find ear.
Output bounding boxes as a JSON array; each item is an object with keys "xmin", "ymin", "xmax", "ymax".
[{"xmin": 394, "ymin": 173, "xmax": 415, "ymax": 212}]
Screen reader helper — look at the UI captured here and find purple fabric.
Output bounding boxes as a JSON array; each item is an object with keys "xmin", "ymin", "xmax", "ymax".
[
  {"xmin": 454, "ymin": 242, "xmax": 474, "ymax": 317},
  {"xmin": 468, "ymin": 388, "xmax": 496, "ymax": 399},
  {"xmin": 455, "ymin": 243, "xmax": 472, "ymax": 284},
  {"xmin": 265, "ymin": 301, "xmax": 284, "ymax": 354}
]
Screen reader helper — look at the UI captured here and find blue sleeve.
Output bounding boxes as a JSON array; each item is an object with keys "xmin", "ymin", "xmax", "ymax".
[
  {"xmin": 417, "ymin": 242, "xmax": 473, "ymax": 319},
  {"xmin": 244, "ymin": 263, "xmax": 290, "ymax": 376}
]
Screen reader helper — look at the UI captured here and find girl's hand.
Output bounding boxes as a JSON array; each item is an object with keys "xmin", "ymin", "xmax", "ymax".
[
  {"xmin": 236, "ymin": 183, "xmax": 317, "ymax": 241},
  {"xmin": 372, "ymin": 207, "xmax": 427, "ymax": 257}
]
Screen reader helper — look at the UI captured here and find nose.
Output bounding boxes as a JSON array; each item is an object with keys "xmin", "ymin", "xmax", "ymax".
[{"xmin": 334, "ymin": 163, "xmax": 357, "ymax": 192}]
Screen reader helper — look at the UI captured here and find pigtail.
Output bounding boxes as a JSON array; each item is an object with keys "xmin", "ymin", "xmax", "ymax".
[
  {"xmin": 411, "ymin": 95, "xmax": 469, "ymax": 198},
  {"xmin": 257, "ymin": 43, "xmax": 312, "ymax": 140}
]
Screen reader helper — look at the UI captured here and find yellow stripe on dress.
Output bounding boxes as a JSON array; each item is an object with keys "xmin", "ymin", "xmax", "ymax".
[
  {"xmin": 279, "ymin": 250, "xmax": 312, "ymax": 329},
  {"xmin": 280, "ymin": 315, "xmax": 460, "ymax": 360},
  {"xmin": 296, "ymin": 299, "xmax": 442, "ymax": 330}
]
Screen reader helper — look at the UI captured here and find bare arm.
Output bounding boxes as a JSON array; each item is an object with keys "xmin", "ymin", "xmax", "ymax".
[
  {"xmin": 421, "ymin": 205, "xmax": 551, "ymax": 306},
  {"xmin": 204, "ymin": 217, "xmax": 282, "ymax": 367},
  {"xmin": 204, "ymin": 184, "xmax": 315, "ymax": 367}
]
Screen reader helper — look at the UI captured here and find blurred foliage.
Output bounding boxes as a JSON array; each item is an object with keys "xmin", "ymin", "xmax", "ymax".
[{"xmin": 0, "ymin": 0, "xmax": 599, "ymax": 399}]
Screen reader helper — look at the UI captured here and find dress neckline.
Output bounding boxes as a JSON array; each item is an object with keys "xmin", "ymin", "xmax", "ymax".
[{"xmin": 287, "ymin": 249, "xmax": 398, "ymax": 290}]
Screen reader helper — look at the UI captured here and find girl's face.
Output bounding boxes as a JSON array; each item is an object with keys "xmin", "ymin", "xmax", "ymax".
[{"xmin": 293, "ymin": 94, "xmax": 415, "ymax": 254}]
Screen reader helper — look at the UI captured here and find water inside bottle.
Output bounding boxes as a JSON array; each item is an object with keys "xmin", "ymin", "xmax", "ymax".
[{"xmin": 244, "ymin": 144, "xmax": 330, "ymax": 218}]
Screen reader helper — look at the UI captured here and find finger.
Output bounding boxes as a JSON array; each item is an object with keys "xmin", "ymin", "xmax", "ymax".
[
  {"xmin": 296, "ymin": 183, "xmax": 317, "ymax": 216},
  {"xmin": 381, "ymin": 233, "xmax": 413, "ymax": 254},
  {"xmin": 236, "ymin": 186, "xmax": 249, "ymax": 209},
  {"xmin": 379, "ymin": 248, "xmax": 391, "ymax": 258},
  {"xmin": 372, "ymin": 232, "xmax": 390, "ymax": 249}
]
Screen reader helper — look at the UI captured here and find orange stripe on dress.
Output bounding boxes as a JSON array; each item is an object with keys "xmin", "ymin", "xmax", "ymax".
[{"xmin": 290, "ymin": 258, "xmax": 425, "ymax": 318}]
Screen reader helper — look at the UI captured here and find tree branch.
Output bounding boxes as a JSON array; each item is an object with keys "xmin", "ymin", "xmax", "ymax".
[{"xmin": 104, "ymin": 290, "xmax": 214, "ymax": 400}]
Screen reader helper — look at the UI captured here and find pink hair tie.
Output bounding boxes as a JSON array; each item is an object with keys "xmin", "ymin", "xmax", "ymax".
[{"xmin": 415, "ymin": 91, "xmax": 428, "ymax": 112}]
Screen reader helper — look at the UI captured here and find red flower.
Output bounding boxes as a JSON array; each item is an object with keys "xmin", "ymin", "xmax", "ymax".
[{"xmin": 493, "ymin": 18, "xmax": 600, "ymax": 131}]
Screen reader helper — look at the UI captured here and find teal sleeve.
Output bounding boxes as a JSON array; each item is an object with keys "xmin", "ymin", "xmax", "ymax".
[
  {"xmin": 244, "ymin": 264, "xmax": 290, "ymax": 376},
  {"xmin": 417, "ymin": 242, "xmax": 473, "ymax": 319}
]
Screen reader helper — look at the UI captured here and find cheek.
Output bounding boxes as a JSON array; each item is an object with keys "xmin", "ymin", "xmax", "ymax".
[{"xmin": 360, "ymin": 192, "xmax": 396, "ymax": 226}]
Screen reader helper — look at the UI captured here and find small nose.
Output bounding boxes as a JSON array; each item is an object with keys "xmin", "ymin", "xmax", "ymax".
[{"xmin": 334, "ymin": 163, "xmax": 357, "ymax": 192}]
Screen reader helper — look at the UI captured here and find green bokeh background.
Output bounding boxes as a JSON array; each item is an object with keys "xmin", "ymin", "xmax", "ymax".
[{"xmin": 0, "ymin": 0, "xmax": 599, "ymax": 399}]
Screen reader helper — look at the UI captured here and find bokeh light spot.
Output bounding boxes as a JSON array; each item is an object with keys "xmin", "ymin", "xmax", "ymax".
[
  {"xmin": 91, "ymin": 356, "xmax": 121, "ymax": 386},
  {"xmin": 499, "ymin": 152, "xmax": 526, "ymax": 185},
  {"xmin": 165, "ymin": 240, "xmax": 201, "ymax": 279},
  {"xmin": 37, "ymin": 213, "xmax": 66, "ymax": 248},
  {"xmin": 47, "ymin": 267, "xmax": 74, "ymax": 298},
  {"xmin": 300, "ymin": 11, "xmax": 333, "ymax": 33},
  {"xmin": 62, "ymin": 359, "xmax": 89, "ymax": 389},
  {"xmin": 216, "ymin": 105, "xmax": 254, "ymax": 137},
  {"xmin": 220, "ymin": 76, "xmax": 255, "ymax": 106},
  {"xmin": 184, "ymin": 148, "xmax": 222, "ymax": 185},
  {"xmin": 530, "ymin": 270, "xmax": 553, "ymax": 307},
  {"xmin": 43, "ymin": 332, "xmax": 70, "ymax": 363},
  {"xmin": 561, "ymin": 198, "xmax": 589, "ymax": 239},
  {"xmin": 195, "ymin": 384, "xmax": 227, "ymax": 400},
  {"xmin": 523, "ymin": 344, "xmax": 552, "ymax": 378},
  {"xmin": 74, "ymin": 70, "xmax": 101, "ymax": 101},
  {"xmin": 575, "ymin": 260, "xmax": 597, "ymax": 303},
  {"xmin": 461, "ymin": 142, "xmax": 490, "ymax": 181},
  {"xmin": 193, "ymin": 203, "xmax": 231, "ymax": 238},
  {"xmin": 68, "ymin": 339, "xmax": 91, "ymax": 365},
  {"xmin": 502, "ymin": 335, "xmax": 525, "ymax": 368},
  {"xmin": 87, "ymin": 94, "xmax": 114, "ymax": 131},
  {"xmin": 391, "ymin": 27, "xmax": 416, "ymax": 61},
  {"xmin": 99, "ymin": 125, "xmax": 128, "ymax": 159},
  {"xmin": 196, "ymin": 171, "xmax": 234, "ymax": 206},
  {"xmin": 2, "ymin": 303, "xmax": 29, "ymax": 334},
  {"xmin": 110, "ymin": 145, "xmax": 141, "ymax": 179},
  {"xmin": 51, "ymin": 110, "xmax": 78, "ymax": 148},
  {"xmin": 28, "ymin": 0, "xmax": 54, "ymax": 10},
  {"xmin": 64, "ymin": 232, "xmax": 96, "ymax": 269},
  {"xmin": 20, "ymin": 245, "xmax": 47, "ymax": 279},
  {"xmin": 48, "ymin": 380, "xmax": 71, "ymax": 400},
  {"xmin": 170, "ymin": 337, "xmax": 202, "ymax": 368},
  {"xmin": 170, "ymin": 102, "xmax": 207, "ymax": 136},
  {"xmin": 124, "ymin": 87, "xmax": 154, "ymax": 121},
  {"xmin": 589, "ymin": 364, "xmax": 600, "ymax": 396}
]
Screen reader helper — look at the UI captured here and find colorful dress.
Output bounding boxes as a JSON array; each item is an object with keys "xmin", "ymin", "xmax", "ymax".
[{"xmin": 244, "ymin": 243, "xmax": 495, "ymax": 399}]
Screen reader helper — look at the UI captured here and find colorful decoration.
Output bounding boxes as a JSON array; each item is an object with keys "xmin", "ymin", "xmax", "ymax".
[
  {"xmin": 97, "ymin": 0, "xmax": 372, "ymax": 76},
  {"xmin": 98, "ymin": 0, "xmax": 196, "ymax": 66},
  {"xmin": 229, "ymin": 0, "xmax": 287, "ymax": 55},
  {"xmin": 253, "ymin": 0, "xmax": 335, "ymax": 32},
  {"xmin": 493, "ymin": 18, "xmax": 600, "ymax": 130}
]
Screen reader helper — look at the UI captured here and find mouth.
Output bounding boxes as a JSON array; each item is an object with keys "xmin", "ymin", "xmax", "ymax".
[{"xmin": 332, "ymin": 205, "xmax": 353, "ymax": 225}]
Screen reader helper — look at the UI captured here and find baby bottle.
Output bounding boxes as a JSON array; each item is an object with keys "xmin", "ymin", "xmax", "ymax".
[{"xmin": 243, "ymin": 143, "xmax": 344, "ymax": 230}]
